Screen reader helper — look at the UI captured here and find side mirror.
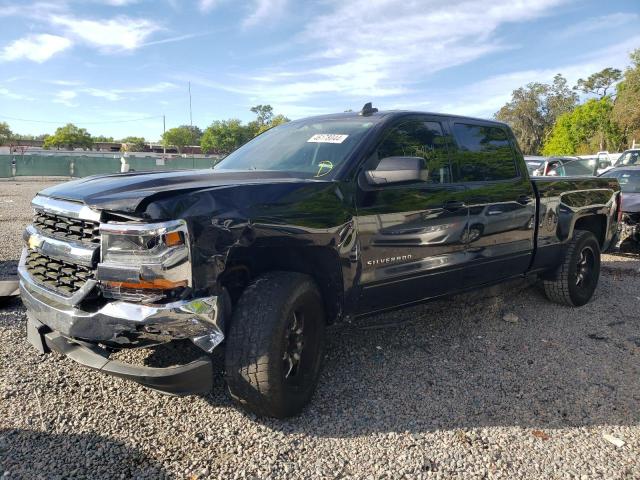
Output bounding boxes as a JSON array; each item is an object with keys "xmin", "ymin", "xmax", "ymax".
[{"xmin": 364, "ymin": 156, "xmax": 427, "ymax": 186}]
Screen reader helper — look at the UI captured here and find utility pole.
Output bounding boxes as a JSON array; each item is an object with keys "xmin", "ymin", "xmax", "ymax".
[
  {"xmin": 188, "ymin": 81, "xmax": 193, "ymax": 155},
  {"xmin": 163, "ymin": 114, "xmax": 166, "ymax": 156},
  {"xmin": 188, "ymin": 81, "xmax": 193, "ymax": 129}
]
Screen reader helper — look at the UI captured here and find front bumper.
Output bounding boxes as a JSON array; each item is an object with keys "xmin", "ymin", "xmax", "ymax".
[
  {"xmin": 18, "ymin": 252, "xmax": 226, "ymax": 352},
  {"xmin": 27, "ymin": 315, "xmax": 213, "ymax": 395},
  {"xmin": 20, "ymin": 265, "xmax": 224, "ymax": 396}
]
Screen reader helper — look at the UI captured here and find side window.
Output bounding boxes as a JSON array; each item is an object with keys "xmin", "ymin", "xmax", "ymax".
[
  {"xmin": 370, "ymin": 120, "xmax": 451, "ymax": 183},
  {"xmin": 451, "ymin": 123, "xmax": 518, "ymax": 182}
]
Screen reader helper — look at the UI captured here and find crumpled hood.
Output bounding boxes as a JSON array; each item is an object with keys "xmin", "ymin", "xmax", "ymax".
[
  {"xmin": 38, "ymin": 169, "xmax": 317, "ymax": 213},
  {"xmin": 622, "ymin": 192, "xmax": 640, "ymax": 213}
]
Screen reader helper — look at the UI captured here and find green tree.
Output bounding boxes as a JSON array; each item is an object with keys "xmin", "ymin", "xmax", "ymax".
[
  {"xmin": 43, "ymin": 123, "xmax": 93, "ymax": 150},
  {"xmin": 248, "ymin": 105, "xmax": 290, "ymax": 136},
  {"xmin": 200, "ymin": 119, "xmax": 249, "ymax": 154},
  {"xmin": 120, "ymin": 136, "xmax": 146, "ymax": 152},
  {"xmin": 92, "ymin": 135, "xmax": 114, "ymax": 143},
  {"xmin": 0, "ymin": 122, "xmax": 12, "ymax": 145},
  {"xmin": 575, "ymin": 67, "xmax": 622, "ymax": 98},
  {"xmin": 177, "ymin": 125, "xmax": 202, "ymax": 145},
  {"xmin": 266, "ymin": 113, "xmax": 289, "ymax": 130},
  {"xmin": 612, "ymin": 49, "xmax": 640, "ymax": 147},
  {"xmin": 162, "ymin": 126, "xmax": 193, "ymax": 154},
  {"xmin": 543, "ymin": 98, "xmax": 620, "ymax": 155},
  {"xmin": 495, "ymin": 74, "xmax": 577, "ymax": 154},
  {"xmin": 250, "ymin": 104, "xmax": 274, "ymax": 127}
]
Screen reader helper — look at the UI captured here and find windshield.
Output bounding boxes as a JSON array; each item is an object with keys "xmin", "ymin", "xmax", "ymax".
[
  {"xmin": 614, "ymin": 151, "xmax": 640, "ymax": 167},
  {"xmin": 602, "ymin": 169, "xmax": 640, "ymax": 193},
  {"xmin": 214, "ymin": 117, "xmax": 378, "ymax": 178}
]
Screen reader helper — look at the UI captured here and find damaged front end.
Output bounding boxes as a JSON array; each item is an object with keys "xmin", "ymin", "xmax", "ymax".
[
  {"xmin": 19, "ymin": 195, "xmax": 226, "ymax": 395},
  {"xmin": 621, "ymin": 212, "xmax": 640, "ymax": 242}
]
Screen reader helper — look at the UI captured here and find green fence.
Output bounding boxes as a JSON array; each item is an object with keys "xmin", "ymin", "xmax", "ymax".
[
  {"xmin": 0, "ymin": 156, "xmax": 11, "ymax": 178},
  {"xmin": 0, "ymin": 154, "xmax": 219, "ymax": 178},
  {"xmin": 72, "ymin": 157, "xmax": 121, "ymax": 177},
  {"xmin": 15, "ymin": 155, "xmax": 72, "ymax": 176}
]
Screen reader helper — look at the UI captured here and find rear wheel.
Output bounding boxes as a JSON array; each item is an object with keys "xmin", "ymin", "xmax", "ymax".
[
  {"xmin": 543, "ymin": 229, "xmax": 600, "ymax": 307},
  {"xmin": 224, "ymin": 271, "xmax": 325, "ymax": 418}
]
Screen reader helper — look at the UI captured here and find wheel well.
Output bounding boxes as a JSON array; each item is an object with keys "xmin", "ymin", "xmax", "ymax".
[
  {"xmin": 574, "ymin": 215, "xmax": 606, "ymax": 247},
  {"xmin": 219, "ymin": 246, "xmax": 344, "ymax": 324}
]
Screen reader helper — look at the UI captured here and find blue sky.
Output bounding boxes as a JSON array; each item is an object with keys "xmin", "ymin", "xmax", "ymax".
[{"xmin": 0, "ymin": 0, "xmax": 638, "ymax": 141}]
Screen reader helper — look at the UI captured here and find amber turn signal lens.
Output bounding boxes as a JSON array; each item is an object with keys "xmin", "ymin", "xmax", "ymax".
[
  {"xmin": 105, "ymin": 279, "xmax": 188, "ymax": 290},
  {"xmin": 164, "ymin": 231, "xmax": 184, "ymax": 247}
]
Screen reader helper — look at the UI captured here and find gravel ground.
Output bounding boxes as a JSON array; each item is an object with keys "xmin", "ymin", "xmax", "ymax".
[{"xmin": 1, "ymin": 180, "xmax": 639, "ymax": 479}]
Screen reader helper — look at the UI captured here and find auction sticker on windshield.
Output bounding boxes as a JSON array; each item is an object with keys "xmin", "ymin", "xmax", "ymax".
[{"xmin": 307, "ymin": 134, "xmax": 349, "ymax": 144}]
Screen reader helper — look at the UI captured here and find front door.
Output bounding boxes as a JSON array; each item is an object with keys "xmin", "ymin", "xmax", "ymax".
[{"xmin": 354, "ymin": 117, "xmax": 469, "ymax": 313}]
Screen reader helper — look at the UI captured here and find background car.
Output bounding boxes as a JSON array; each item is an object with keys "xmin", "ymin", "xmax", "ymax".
[
  {"xmin": 530, "ymin": 156, "xmax": 598, "ymax": 177},
  {"xmin": 601, "ymin": 166, "xmax": 640, "ymax": 242},
  {"xmin": 612, "ymin": 149, "xmax": 640, "ymax": 168},
  {"xmin": 524, "ymin": 156, "xmax": 545, "ymax": 176}
]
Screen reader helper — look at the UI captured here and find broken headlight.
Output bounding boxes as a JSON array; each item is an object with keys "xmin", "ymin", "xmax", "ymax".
[{"xmin": 97, "ymin": 220, "xmax": 191, "ymax": 302}]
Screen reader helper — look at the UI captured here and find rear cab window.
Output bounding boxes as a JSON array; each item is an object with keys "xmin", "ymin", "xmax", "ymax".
[{"xmin": 450, "ymin": 122, "xmax": 519, "ymax": 182}]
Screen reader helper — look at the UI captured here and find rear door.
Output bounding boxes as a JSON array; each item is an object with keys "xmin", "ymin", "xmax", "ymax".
[
  {"xmin": 354, "ymin": 116, "xmax": 469, "ymax": 313},
  {"xmin": 448, "ymin": 121, "xmax": 536, "ymax": 287}
]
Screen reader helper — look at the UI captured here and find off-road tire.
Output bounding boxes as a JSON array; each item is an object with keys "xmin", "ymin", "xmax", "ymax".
[
  {"xmin": 543, "ymin": 229, "xmax": 601, "ymax": 307},
  {"xmin": 224, "ymin": 271, "xmax": 326, "ymax": 418}
]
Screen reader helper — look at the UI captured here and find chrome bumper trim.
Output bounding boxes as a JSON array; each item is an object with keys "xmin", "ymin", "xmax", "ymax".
[
  {"xmin": 23, "ymin": 225, "xmax": 98, "ymax": 267},
  {"xmin": 32, "ymin": 195, "xmax": 101, "ymax": 222},
  {"xmin": 20, "ymin": 277, "xmax": 225, "ymax": 352}
]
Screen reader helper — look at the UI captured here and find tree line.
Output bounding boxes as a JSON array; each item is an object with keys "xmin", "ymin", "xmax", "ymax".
[
  {"xmin": 495, "ymin": 48, "xmax": 640, "ymax": 156},
  {"xmin": 0, "ymin": 104, "xmax": 289, "ymax": 155}
]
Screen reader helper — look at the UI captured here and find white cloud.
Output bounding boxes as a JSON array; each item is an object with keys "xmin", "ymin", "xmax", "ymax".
[
  {"xmin": 0, "ymin": 34, "xmax": 72, "ymax": 63},
  {"xmin": 50, "ymin": 14, "xmax": 161, "ymax": 51},
  {"xmin": 80, "ymin": 82, "xmax": 178, "ymax": 101},
  {"xmin": 198, "ymin": 0, "xmax": 287, "ymax": 27},
  {"xmin": 243, "ymin": 0, "xmax": 287, "ymax": 28},
  {"xmin": 82, "ymin": 88, "xmax": 122, "ymax": 101},
  {"xmin": 198, "ymin": 0, "xmax": 220, "ymax": 12},
  {"xmin": 101, "ymin": 0, "xmax": 140, "ymax": 5},
  {"xmin": 190, "ymin": 0, "xmax": 565, "ymax": 106},
  {"xmin": 141, "ymin": 32, "xmax": 210, "ymax": 48},
  {"xmin": 49, "ymin": 79, "xmax": 84, "ymax": 86},
  {"xmin": 0, "ymin": 87, "xmax": 34, "ymax": 101},
  {"xmin": 53, "ymin": 90, "xmax": 78, "ymax": 107},
  {"xmin": 557, "ymin": 12, "xmax": 639, "ymax": 39}
]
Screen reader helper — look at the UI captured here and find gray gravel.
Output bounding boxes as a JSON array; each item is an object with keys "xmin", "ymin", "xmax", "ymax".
[
  {"xmin": 1, "ymin": 180, "xmax": 639, "ymax": 479},
  {"xmin": 0, "ymin": 181, "xmax": 60, "ymax": 277}
]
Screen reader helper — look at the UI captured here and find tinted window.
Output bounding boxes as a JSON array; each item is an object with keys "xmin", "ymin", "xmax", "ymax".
[
  {"xmin": 369, "ymin": 120, "xmax": 451, "ymax": 183},
  {"xmin": 451, "ymin": 123, "xmax": 518, "ymax": 182},
  {"xmin": 614, "ymin": 151, "xmax": 640, "ymax": 167},
  {"xmin": 602, "ymin": 169, "xmax": 640, "ymax": 193},
  {"xmin": 554, "ymin": 158, "xmax": 597, "ymax": 177}
]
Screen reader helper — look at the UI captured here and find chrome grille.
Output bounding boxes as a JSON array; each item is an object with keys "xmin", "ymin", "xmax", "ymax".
[
  {"xmin": 25, "ymin": 250, "xmax": 95, "ymax": 296},
  {"xmin": 33, "ymin": 210, "xmax": 100, "ymax": 244}
]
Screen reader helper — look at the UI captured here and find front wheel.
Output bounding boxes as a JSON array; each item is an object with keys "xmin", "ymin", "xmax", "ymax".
[
  {"xmin": 224, "ymin": 271, "xmax": 326, "ymax": 418},
  {"xmin": 543, "ymin": 229, "xmax": 601, "ymax": 307}
]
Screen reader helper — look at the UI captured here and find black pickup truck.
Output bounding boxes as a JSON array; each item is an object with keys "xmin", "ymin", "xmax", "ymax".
[{"xmin": 21, "ymin": 105, "xmax": 621, "ymax": 418}]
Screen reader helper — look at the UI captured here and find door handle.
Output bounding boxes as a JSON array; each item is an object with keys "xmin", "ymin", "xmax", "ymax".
[
  {"xmin": 517, "ymin": 195, "xmax": 532, "ymax": 205},
  {"xmin": 443, "ymin": 200, "xmax": 466, "ymax": 211}
]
